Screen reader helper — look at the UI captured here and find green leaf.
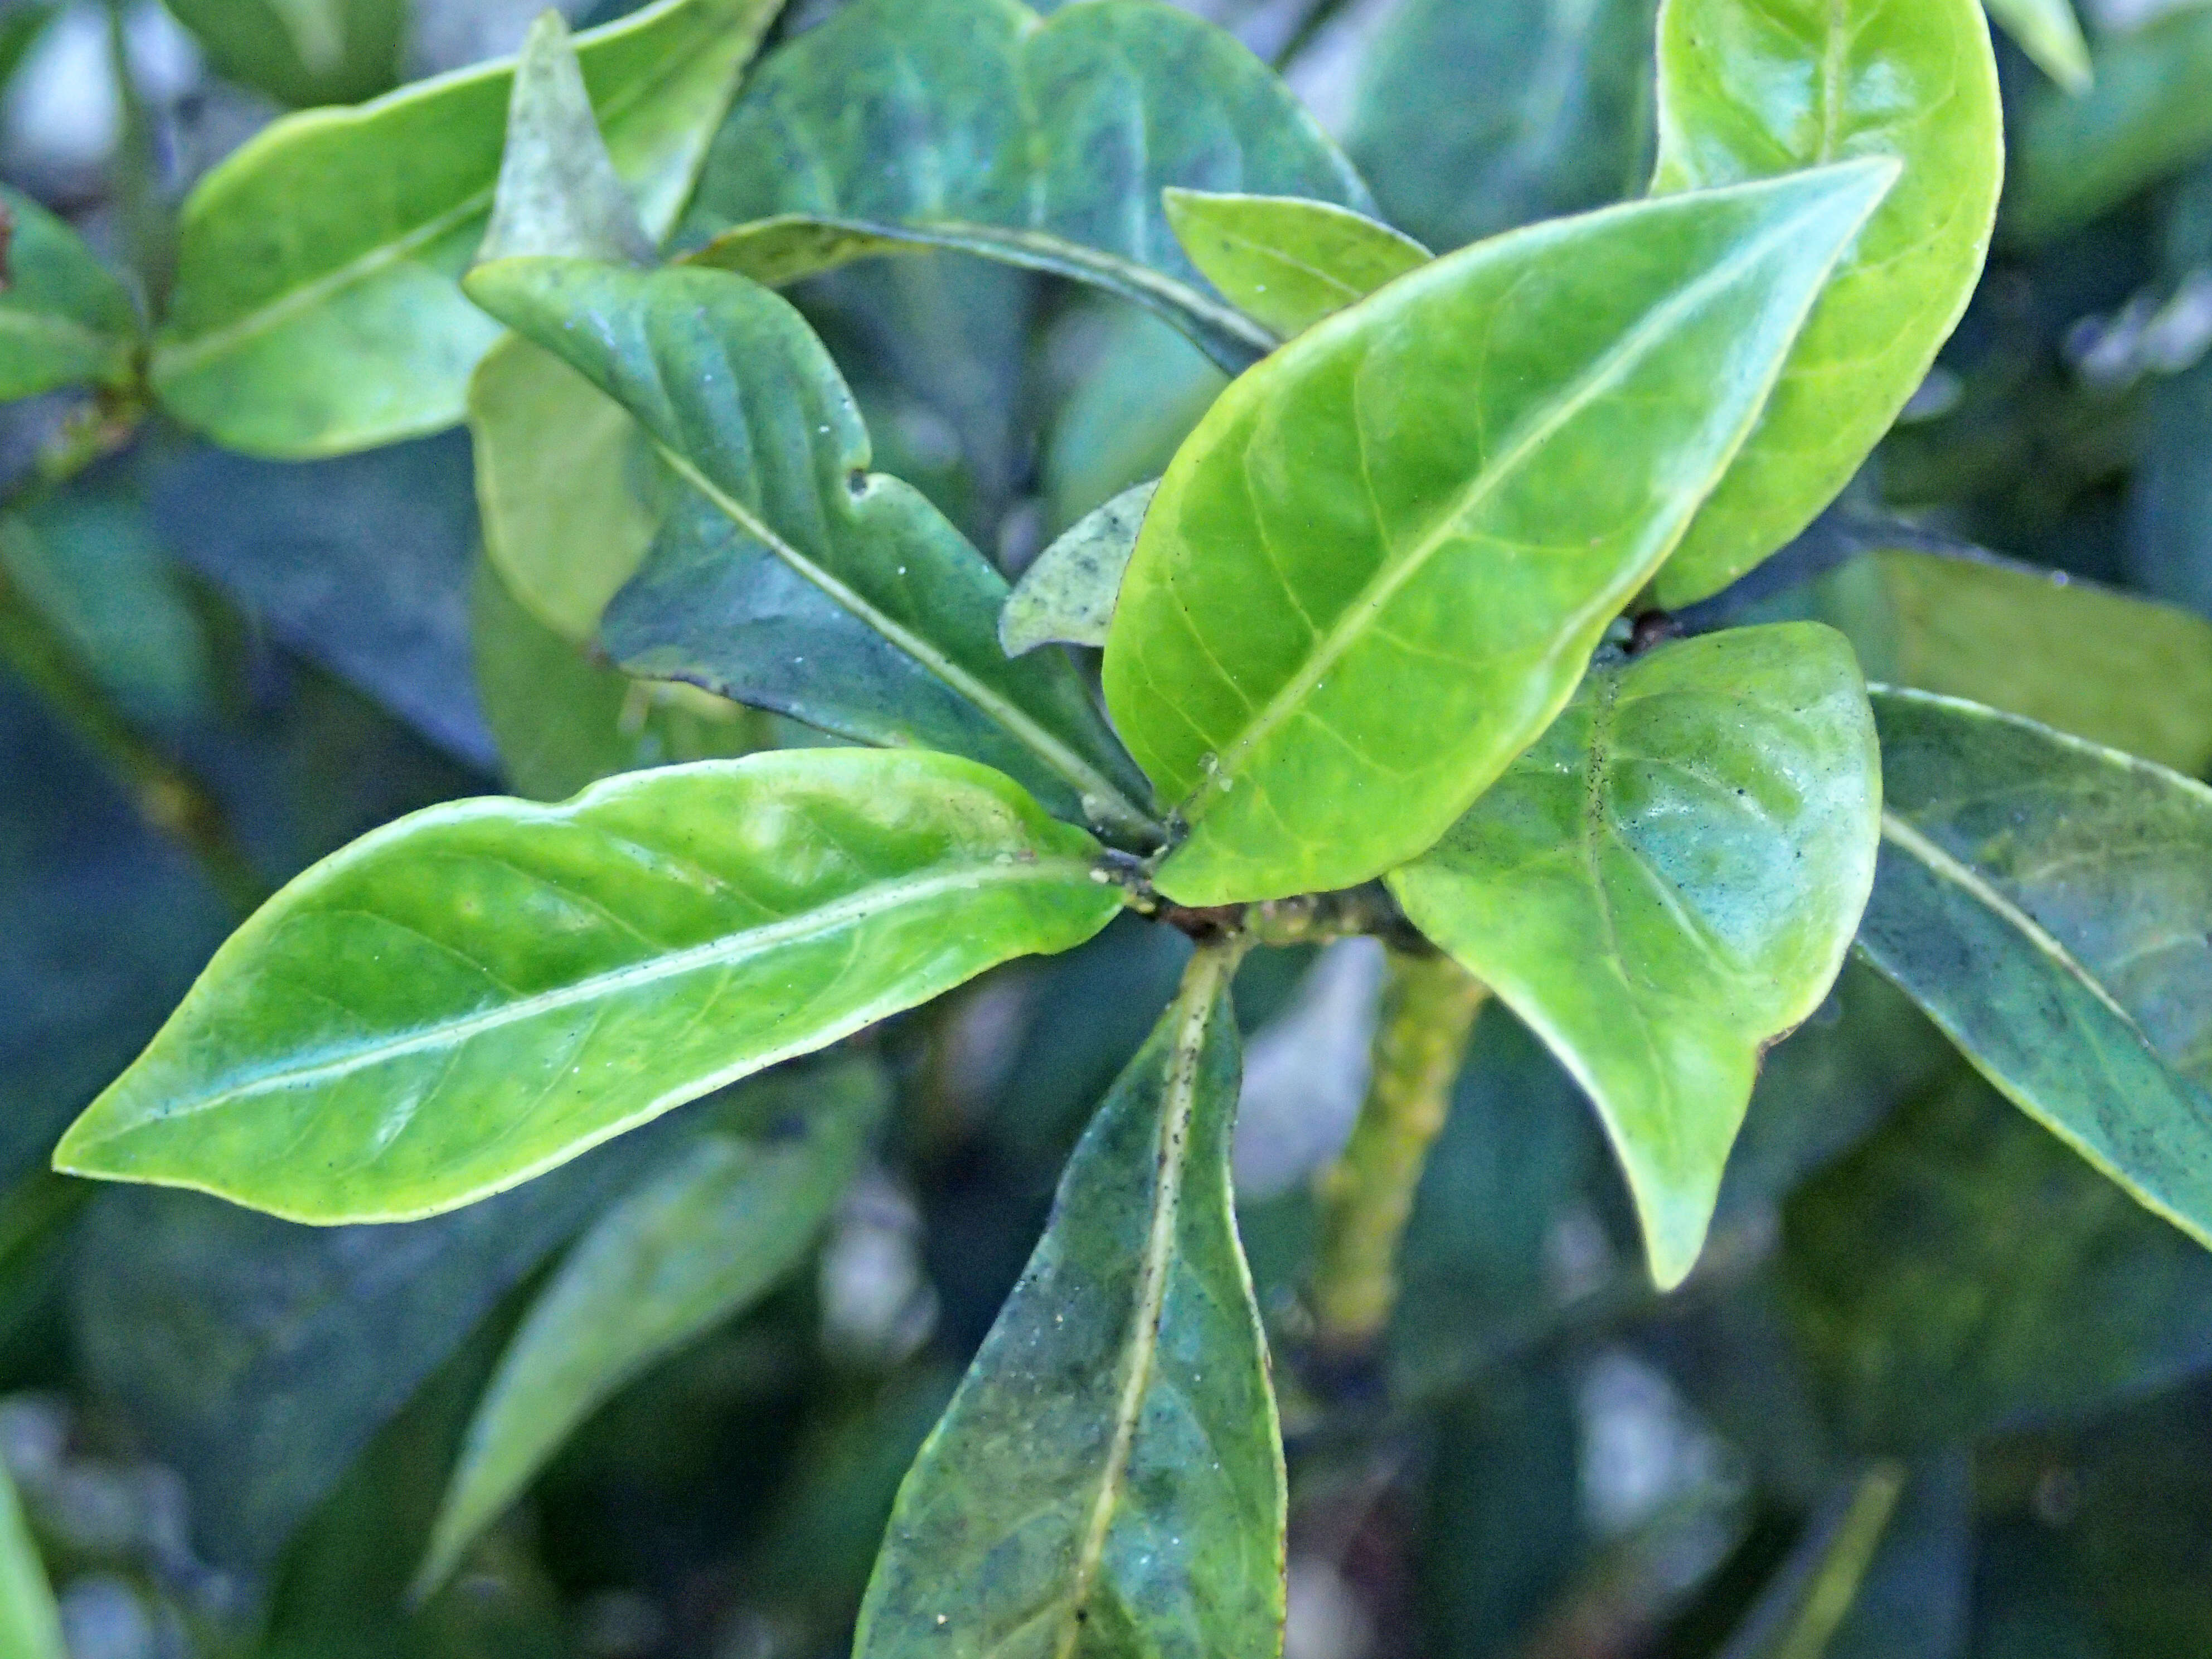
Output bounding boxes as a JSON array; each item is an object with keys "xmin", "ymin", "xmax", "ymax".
[
  {"xmin": 466, "ymin": 258, "xmax": 1160, "ymax": 845},
  {"xmin": 854, "ymin": 942, "xmax": 1284, "ymax": 1656},
  {"xmin": 469, "ymin": 553, "xmax": 759, "ymax": 802},
  {"xmin": 1985, "ymin": 0, "xmax": 2093, "ymax": 93},
  {"xmin": 416, "ymin": 1059, "xmax": 885, "ymax": 1599},
  {"xmin": 148, "ymin": 0, "xmax": 779, "ymax": 459},
  {"xmin": 54, "ymin": 750, "xmax": 1123, "ymax": 1223},
  {"xmin": 1717, "ymin": 1464, "xmax": 1910, "ymax": 1659},
  {"xmin": 0, "ymin": 184, "xmax": 138, "ymax": 401},
  {"xmin": 468, "ymin": 332, "xmax": 666, "ymax": 643},
  {"xmin": 163, "ymin": 0, "xmax": 402, "ymax": 107},
  {"xmin": 1162, "ymin": 188, "xmax": 1430, "ymax": 338},
  {"xmin": 1389, "ymin": 625, "xmax": 1881, "ymax": 1290},
  {"xmin": 690, "ymin": 215, "xmax": 1279, "ymax": 377},
  {"xmin": 1044, "ymin": 308, "xmax": 1225, "ymax": 534},
  {"xmin": 1647, "ymin": 0, "xmax": 2004, "ymax": 607},
  {"xmin": 1859, "ymin": 689, "xmax": 2212, "ymax": 1257},
  {"xmin": 1103, "ymin": 162, "xmax": 1897, "ymax": 906},
  {"xmin": 1346, "ymin": 0, "xmax": 1660, "ymax": 252},
  {"xmin": 0, "ymin": 1465, "xmax": 61, "ymax": 1659},
  {"xmin": 478, "ymin": 11, "xmax": 653, "ymax": 268},
  {"xmin": 998, "ymin": 481, "xmax": 1155, "ymax": 656},
  {"xmin": 2011, "ymin": 7, "xmax": 2212, "ymax": 242},
  {"xmin": 681, "ymin": 0, "xmax": 1370, "ymax": 276},
  {"xmin": 1793, "ymin": 544, "xmax": 2212, "ymax": 775}
]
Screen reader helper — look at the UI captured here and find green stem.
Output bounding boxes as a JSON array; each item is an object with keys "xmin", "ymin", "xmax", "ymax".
[
  {"xmin": 1309, "ymin": 949, "xmax": 1489, "ymax": 1354},
  {"xmin": 104, "ymin": 0, "xmax": 174, "ymax": 311},
  {"xmin": 0, "ymin": 561, "xmax": 270, "ymax": 917}
]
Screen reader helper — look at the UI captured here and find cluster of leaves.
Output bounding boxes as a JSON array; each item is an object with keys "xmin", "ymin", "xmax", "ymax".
[{"xmin": 9, "ymin": 0, "xmax": 2212, "ymax": 1654}]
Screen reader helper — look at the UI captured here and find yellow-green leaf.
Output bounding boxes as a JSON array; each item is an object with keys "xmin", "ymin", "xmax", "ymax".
[{"xmin": 1162, "ymin": 188, "xmax": 1430, "ymax": 338}]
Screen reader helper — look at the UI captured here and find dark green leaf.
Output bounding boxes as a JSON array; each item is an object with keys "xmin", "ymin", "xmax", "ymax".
[
  {"xmin": 854, "ymin": 943, "xmax": 1284, "ymax": 1656},
  {"xmin": 1162, "ymin": 188, "xmax": 1429, "ymax": 338},
  {"xmin": 1103, "ymin": 162, "xmax": 1895, "ymax": 905},
  {"xmin": 0, "ymin": 1464, "xmax": 60, "ymax": 1659},
  {"xmin": 477, "ymin": 11, "xmax": 653, "ymax": 268},
  {"xmin": 998, "ymin": 481, "xmax": 1154, "ymax": 656},
  {"xmin": 1860, "ymin": 688, "xmax": 2212, "ymax": 1262},
  {"xmin": 148, "ymin": 0, "xmax": 779, "ymax": 458},
  {"xmin": 469, "ymin": 553, "xmax": 759, "ymax": 802},
  {"xmin": 163, "ymin": 0, "xmax": 402, "ymax": 107},
  {"xmin": 416, "ymin": 1059, "xmax": 885, "ymax": 1597},
  {"xmin": 1648, "ymin": 0, "xmax": 2004, "ymax": 606},
  {"xmin": 0, "ymin": 184, "xmax": 137, "ymax": 401},
  {"xmin": 1346, "ymin": 0, "xmax": 1658, "ymax": 252},
  {"xmin": 1782, "ymin": 1071, "xmax": 2212, "ymax": 1447},
  {"xmin": 690, "ymin": 215, "xmax": 1277, "ymax": 376},
  {"xmin": 55, "ymin": 750, "xmax": 1123, "ymax": 1222},
  {"xmin": 681, "ymin": 0, "xmax": 1370, "ymax": 284},
  {"xmin": 1391, "ymin": 625, "xmax": 1881, "ymax": 1288},
  {"xmin": 1985, "ymin": 0, "xmax": 2093, "ymax": 94},
  {"xmin": 2012, "ymin": 7, "xmax": 2212, "ymax": 242},
  {"xmin": 466, "ymin": 258, "xmax": 1159, "ymax": 843},
  {"xmin": 1788, "ymin": 544, "xmax": 2212, "ymax": 775}
]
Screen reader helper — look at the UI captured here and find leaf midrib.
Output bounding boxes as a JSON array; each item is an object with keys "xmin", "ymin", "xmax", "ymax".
[
  {"xmin": 70, "ymin": 856, "xmax": 1097, "ymax": 1136},
  {"xmin": 1192, "ymin": 181, "xmax": 1863, "ymax": 809},
  {"xmin": 658, "ymin": 447, "xmax": 1161, "ymax": 842}
]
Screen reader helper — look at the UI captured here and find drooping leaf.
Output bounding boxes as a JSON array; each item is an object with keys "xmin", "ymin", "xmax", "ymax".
[
  {"xmin": 466, "ymin": 258, "xmax": 1160, "ymax": 845},
  {"xmin": 416, "ymin": 1059, "xmax": 885, "ymax": 1598},
  {"xmin": 163, "ymin": 0, "xmax": 402, "ymax": 107},
  {"xmin": 469, "ymin": 554, "xmax": 759, "ymax": 802},
  {"xmin": 1785, "ymin": 542, "xmax": 2212, "ymax": 775},
  {"xmin": 1859, "ymin": 689, "xmax": 2212, "ymax": 1256},
  {"xmin": 1985, "ymin": 0, "xmax": 2093, "ymax": 94},
  {"xmin": 1103, "ymin": 162, "xmax": 1896, "ymax": 905},
  {"xmin": 0, "ymin": 184, "xmax": 137, "ymax": 401},
  {"xmin": 54, "ymin": 750, "xmax": 1123, "ymax": 1223},
  {"xmin": 680, "ymin": 0, "xmax": 1370, "ymax": 279},
  {"xmin": 148, "ymin": 0, "xmax": 779, "ymax": 458},
  {"xmin": 998, "ymin": 481, "xmax": 1155, "ymax": 656},
  {"xmin": 1390, "ymin": 625, "xmax": 1881, "ymax": 1289},
  {"xmin": 1783, "ymin": 1071, "xmax": 2212, "ymax": 1448},
  {"xmin": 2011, "ymin": 6, "xmax": 2212, "ymax": 242},
  {"xmin": 0, "ymin": 1464, "xmax": 61, "ymax": 1659},
  {"xmin": 1346, "ymin": 0, "xmax": 1660, "ymax": 252},
  {"xmin": 477, "ymin": 11, "xmax": 653, "ymax": 268},
  {"xmin": 1647, "ymin": 0, "xmax": 2004, "ymax": 607},
  {"xmin": 69, "ymin": 1107, "xmax": 691, "ymax": 1566},
  {"xmin": 691, "ymin": 215, "xmax": 1277, "ymax": 376},
  {"xmin": 1162, "ymin": 188, "xmax": 1430, "ymax": 338},
  {"xmin": 854, "ymin": 943, "xmax": 1283, "ymax": 1656},
  {"xmin": 149, "ymin": 433, "xmax": 498, "ymax": 770}
]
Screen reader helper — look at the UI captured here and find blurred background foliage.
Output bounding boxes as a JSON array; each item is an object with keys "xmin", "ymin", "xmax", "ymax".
[{"xmin": 7, "ymin": 0, "xmax": 2212, "ymax": 1656}]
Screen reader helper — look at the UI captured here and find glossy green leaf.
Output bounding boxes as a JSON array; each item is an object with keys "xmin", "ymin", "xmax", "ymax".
[
  {"xmin": 1985, "ymin": 0, "xmax": 2093, "ymax": 94},
  {"xmin": 416, "ymin": 1059, "xmax": 885, "ymax": 1598},
  {"xmin": 1859, "ymin": 688, "xmax": 2212, "ymax": 1257},
  {"xmin": 1104, "ymin": 162, "xmax": 1896, "ymax": 905},
  {"xmin": 466, "ymin": 258, "xmax": 1160, "ymax": 845},
  {"xmin": 164, "ymin": 0, "xmax": 402, "ymax": 106},
  {"xmin": 148, "ymin": 0, "xmax": 778, "ymax": 459},
  {"xmin": 54, "ymin": 750, "xmax": 1123, "ymax": 1223},
  {"xmin": 2011, "ymin": 7, "xmax": 2212, "ymax": 242},
  {"xmin": 0, "ymin": 184, "xmax": 137, "ymax": 401},
  {"xmin": 1648, "ymin": 0, "xmax": 2004, "ymax": 607},
  {"xmin": 478, "ymin": 12, "xmax": 653, "ymax": 269},
  {"xmin": 1389, "ymin": 625, "xmax": 1881, "ymax": 1289},
  {"xmin": 855, "ymin": 942, "xmax": 1284, "ymax": 1656},
  {"xmin": 1346, "ymin": 0, "xmax": 1659, "ymax": 252},
  {"xmin": 681, "ymin": 0, "xmax": 1370, "ymax": 276},
  {"xmin": 1162, "ymin": 189, "xmax": 1430, "ymax": 338},
  {"xmin": 470, "ymin": 554, "xmax": 759, "ymax": 802},
  {"xmin": 0, "ymin": 1465, "xmax": 61, "ymax": 1659},
  {"xmin": 1796, "ymin": 544, "xmax": 2212, "ymax": 775},
  {"xmin": 999, "ymin": 481, "xmax": 1155, "ymax": 656},
  {"xmin": 690, "ymin": 215, "xmax": 1278, "ymax": 376}
]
